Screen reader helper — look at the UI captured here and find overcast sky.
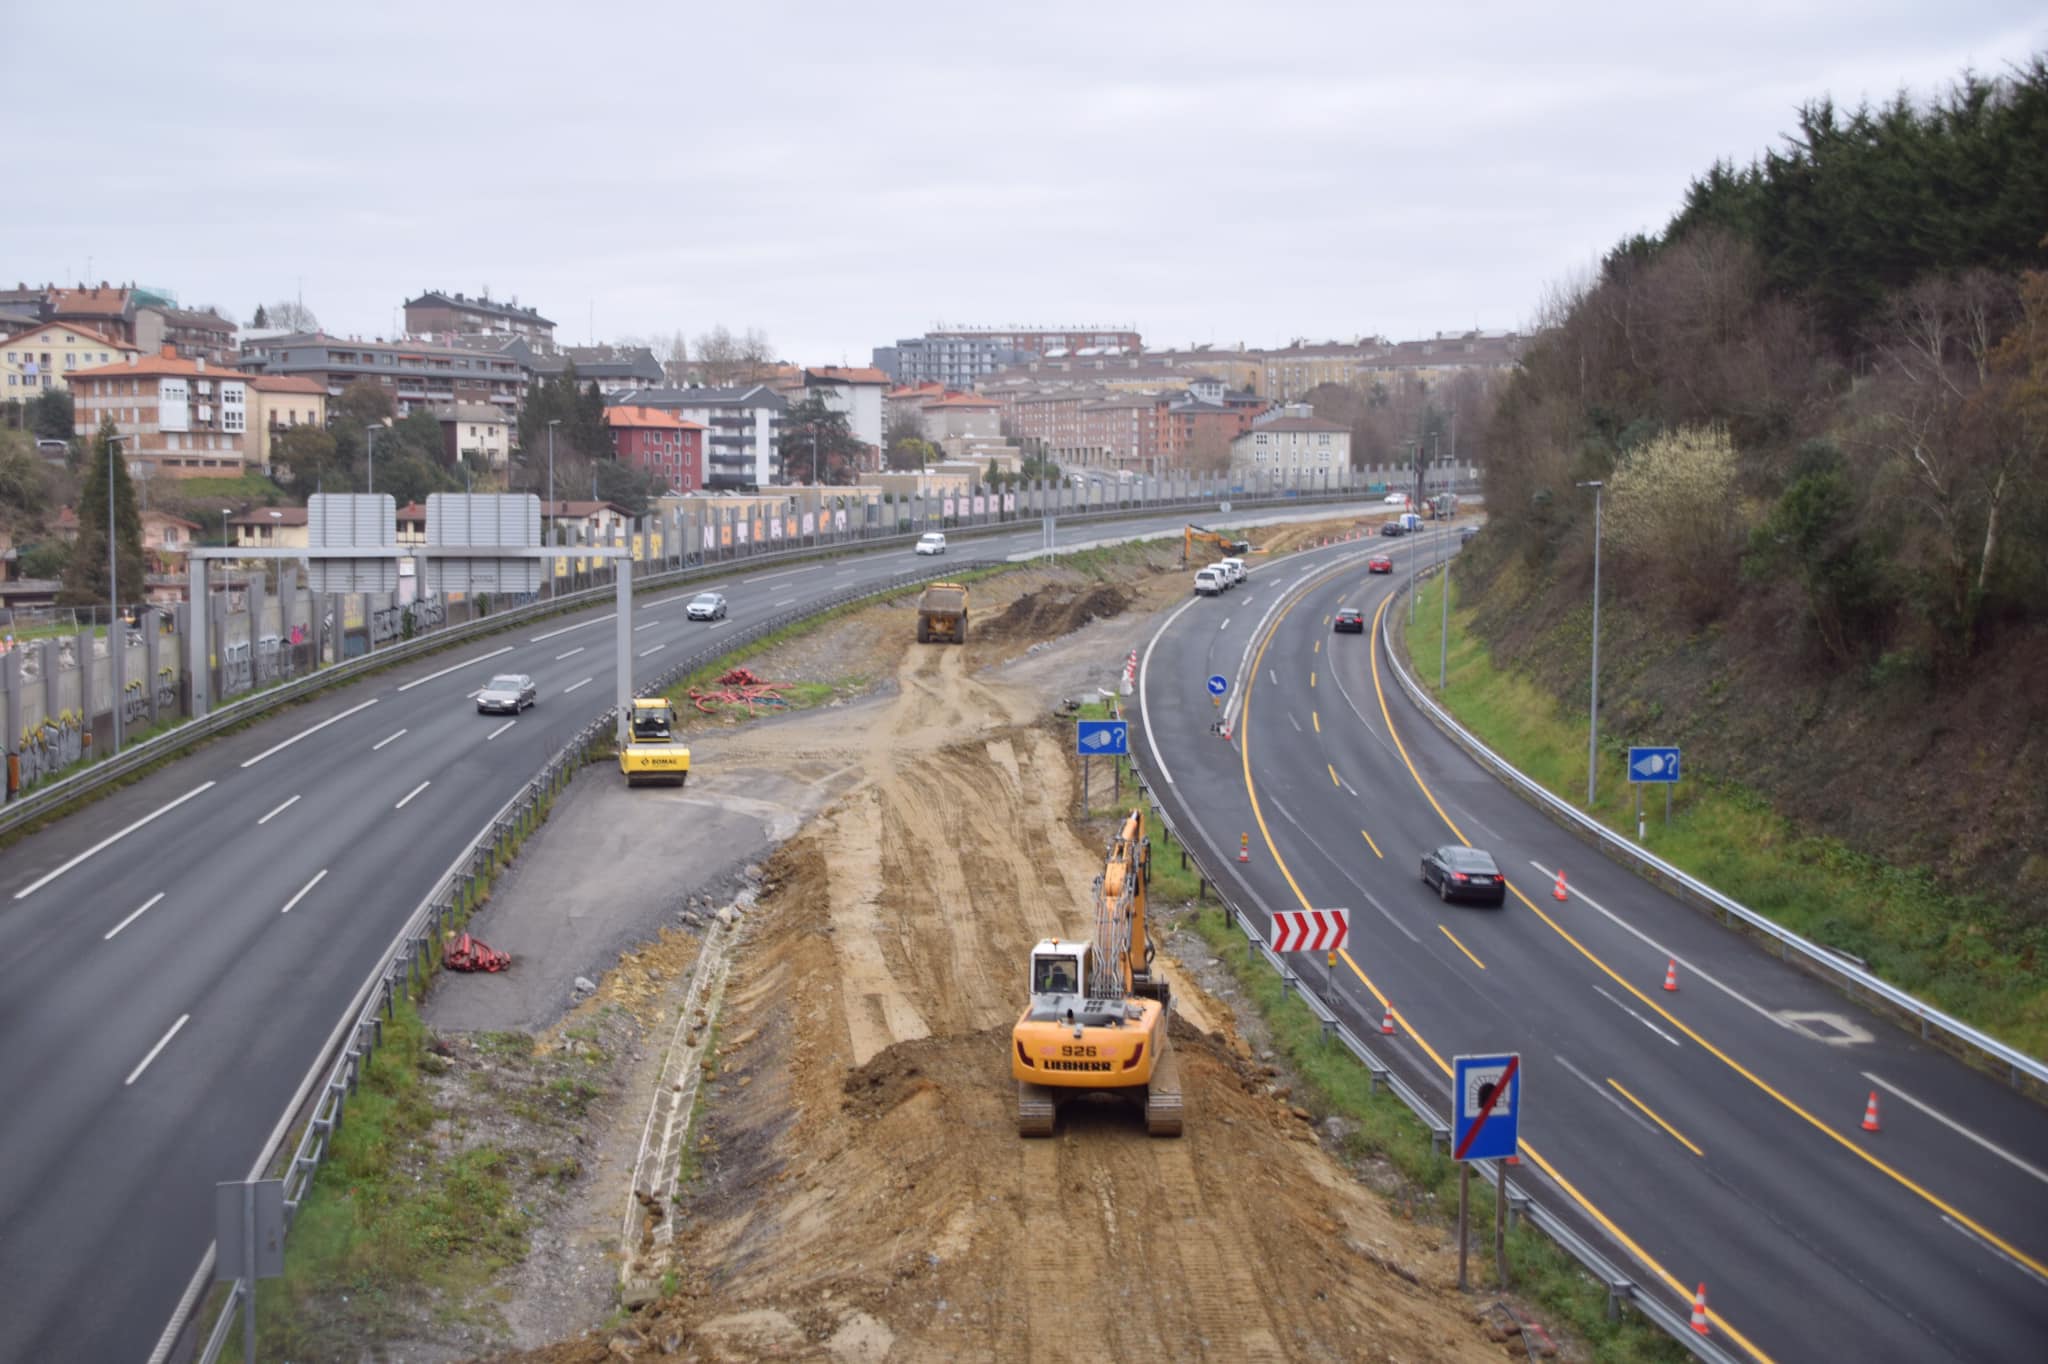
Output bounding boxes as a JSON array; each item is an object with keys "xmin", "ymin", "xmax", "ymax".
[{"xmin": 9, "ymin": 2, "xmax": 2042, "ymax": 363}]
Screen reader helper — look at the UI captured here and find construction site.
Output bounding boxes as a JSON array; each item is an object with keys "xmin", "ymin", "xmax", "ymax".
[{"xmin": 278, "ymin": 523, "xmax": 1530, "ymax": 1363}]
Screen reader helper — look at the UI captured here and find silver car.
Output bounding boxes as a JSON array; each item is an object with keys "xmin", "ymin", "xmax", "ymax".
[
  {"xmin": 476, "ymin": 673, "xmax": 536, "ymax": 714},
  {"xmin": 686, "ymin": 591, "xmax": 727, "ymax": 621}
]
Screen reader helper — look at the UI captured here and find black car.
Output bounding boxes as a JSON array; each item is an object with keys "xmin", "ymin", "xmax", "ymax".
[
  {"xmin": 1420, "ymin": 845, "xmax": 1506, "ymax": 906},
  {"xmin": 1333, "ymin": 607, "xmax": 1365, "ymax": 633},
  {"xmin": 1379, "ymin": 521, "xmax": 1406, "ymax": 537}
]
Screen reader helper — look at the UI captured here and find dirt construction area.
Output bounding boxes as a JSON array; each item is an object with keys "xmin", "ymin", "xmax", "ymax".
[{"xmin": 485, "ymin": 536, "xmax": 1504, "ymax": 1363}]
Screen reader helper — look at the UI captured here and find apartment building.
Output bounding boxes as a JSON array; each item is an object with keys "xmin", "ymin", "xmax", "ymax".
[
  {"xmin": 403, "ymin": 291, "xmax": 555, "ymax": 346},
  {"xmin": 604, "ymin": 405, "xmax": 706, "ymax": 491},
  {"xmin": 521, "ymin": 343, "xmax": 665, "ymax": 396},
  {"xmin": 70, "ymin": 347, "xmax": 252, "ymax": 477},
  {"xmin": 1230, "ymin": 416, "xmax": 1351, "ymax": 480},
  {"xmin": 136, "ymin": 306, "xmax": 237, "ymax": 364},
  {"xmin": 228, "ymin": 506, "xmax": 309, "ymax": 550},
  {"xmin": 437, "ymin": 403, "xmax": 511, "ymax": 470},
  {"xmin": 46, "ymin": 285, "xmax": 138, "ymax": 344},
  {"xmin": 2, "ymin": 322, "xmax": 138, "ymax": 395},
  {"xmin": 873, "ymin": 333, "xmax": 1034, "ymax": 389},
  {"xmin": 238, "ymin": 333, "xmax": 527, "ymax": 420},
  {"xmin": 916, "ymin": 391, "xmax": 1002, "ymax": 442},
  {"xmin": 803, "ymin": 366, "xmax": 889, "ymax": 452},
  {"xmin": 606, "ymin": 385, "xmax": 787, "ymax": 489},
  {"xmin": 245, "ymin": 375, "xmax": 328, "ymax": 470}
]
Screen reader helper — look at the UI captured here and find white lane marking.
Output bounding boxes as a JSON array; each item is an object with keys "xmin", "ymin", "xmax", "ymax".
[
  {"xmin": 240, "ymin": 698, "xmax": 379, "ymax": 768},
  {"xmin": 1287, "ymin": 713, "xmax": 1302, "ymax": 732},
  {"xmin": 1865, "ymin": 1072, "xmax": 2048, "ymax": 1186},
  {"xmin": 1556, "ymin": 1054, "xmax": 1658, "ymax": 1137},
  {"xmin": 371, "ymin": 728, "xmax": 408, "ymax": 751},
  {"xmin": 1528, "ymin": 859, "xmax": 1791, "ymax": 1033},
  {"xmin": 466, "ymin": 689, "xmax": 483, "ymax": 699},
  {"xmin": 125, "ymin": 1014, "xmax": 190, "ymax": 1086},
  {"xmin": 12, "ymin": 781, "xmax": 216, "ymax": 900},
  {"xmin": 555, "ymin": 647, "xmax": 586, "ymax": 660},
  {"xmin": 1219, "ymin": 617, "xmax": 1231, "ymax": 630},
  {"xmin": 775, "ymin": 598, "xmax": 798, "ymax": 607},
  {"xmin": 280, "ymin": 868, "xmax": 328, "ymax": 913},
  {"xmin": 744, "ymin": 567, "xmax": 813, "ymax": 584},
  {"xmin": 1139, "ymin": 595, "xmax": 1207, "ymax": 786},
  {"xmin": 836, "ymin": 567, "xmax": 857, "ymax": 574},
  {"xmin": 104, "ymin": 892, "xmax": 165, "ymax": 941},
  {"xmin": 395, "ymin": 645, "xmax": 514, "ymax": 692},
  {"xmin": 531, "ymin": 613, "xmax": 616, "ymax": 642},
  {"xmin": 1944, "ymin": 1214, "xmax": 2048, "ymax": 1289},
  {"xmin": 486, "ymin": 719, "xmax": 517, "ymax": 741},
  {"xmin": 1266, "ymin": 795, "xmax": 1418, "ymax": 942},
  {"xmin": 564, "ymin": 677, "xmax": 594, "ymax": 694},
  {"xmin": 634, "ymin": 621, "xmax": 659, "ymax": 632},
  {"xmin": 395, "ymin": 781, "xmax": 431, "ymax": 810},
  {"xmin": 1594, "ymin": 985, "xmax": 1682, "ymax": 1047},
  {"xmin": 256, "ymin": 795, "xmax": 301, "ymax": 826},
  {"xmin": 1268, "ymin": 669, "xmax": 1277, "ymax": 686},
  {"xmin": 639, "ymin": 643, "xmax": 667, "ymax": 658},
  {"xmin": 709, "ymin": 620, "xmax": 728, "ymax": 629}
]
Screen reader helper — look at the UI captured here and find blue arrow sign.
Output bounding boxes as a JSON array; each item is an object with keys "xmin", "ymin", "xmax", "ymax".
[
  {"xmin": 1207, "ymin": 674, "xmax": 1229, "ymax": 697},
  {"xmin": 1453, "ymin": 1053, "xmax": 1521, "ymax": 1162},
  {"xmin": 1076, "ymin": 720, "xmax": 1129, "ymax": 756},
  {"xmin": 1628, "ymin": 746, "xmax": 1681, "ymax": 783}
]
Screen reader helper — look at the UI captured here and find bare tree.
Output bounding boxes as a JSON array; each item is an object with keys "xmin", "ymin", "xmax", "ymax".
[
  {"xmin": 267, "ymin": 299, "xmax": 320, "ymax": 333},
  {"xmin": 692, "ymin": 324, "xmax": 776, "ymax": 386}
]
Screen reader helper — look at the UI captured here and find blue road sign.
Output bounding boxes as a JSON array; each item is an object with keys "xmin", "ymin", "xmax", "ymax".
[
  {"xmin": 1628, "ymin": 747, "xmax": 1681, "ymax": 783},
  {"xmin": 1452, "ymin": 1053, "xmax": 1521, "ymax": 1162},
  {"xmin": 1207, "ymin": 674, "xmax": 1229, "ymax": 697},
  {"xmin": 1076, "ymin": 720, "xmax": 1129, "ymax": 756}
]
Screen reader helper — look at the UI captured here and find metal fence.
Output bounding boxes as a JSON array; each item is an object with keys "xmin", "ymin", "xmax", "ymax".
[
  {"xmin": 1381, "ymin": 567, "xmax": 2047, "ymax": 1096},
  {"xmin": 1122, "ymin": 714, "xmax": 1740, "ymax": 1362}
]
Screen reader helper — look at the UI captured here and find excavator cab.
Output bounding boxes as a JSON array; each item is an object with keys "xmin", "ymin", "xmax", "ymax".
[{"xmin": 1031, "ymin": 944, "xmax": 1086, "ymax": 998}]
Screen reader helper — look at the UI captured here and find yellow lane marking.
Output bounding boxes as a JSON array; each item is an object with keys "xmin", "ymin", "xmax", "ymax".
[
  {"xmin": 1439, "ymin": 924, "xmax": 1486, "ymax": 969},
  {"xmin": 1608, "ymin": 1078, "xmax": 1704, "ymax": 1156},
  {"xmin": 1310, "ymin": 670, "xmax": 1317, "ymax": 688},
  {"xmin": 1312, "ymin": 710, "xmax": 1320, "ymax": 733},
  {"xmin": 1366, "ymin": 594, "xmax": 2048, "ymax": 1289},
  {"xmin": 1252, "ymin": 585, "xmax": 1773, "ymax": 1362},
  {"xmin": 1360, "ymin": 829, "xmax": 1381, "ymax": 858},
  {"xmin": 1328, "ymin": 763, "xmax": 1341, "ymax": 788},
  {"xmin": 1314, "ymin": 639, "xmax": 1322, "ymax": 654}
]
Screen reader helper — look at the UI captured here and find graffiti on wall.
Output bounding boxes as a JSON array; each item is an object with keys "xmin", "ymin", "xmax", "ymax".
[
  {"xmin": 11, "ymin": 710, "xmax": 84, "ymax": 795},
  {"xmin": 222, "ymin": 641, "xmax": 253, "ymax": 696}
]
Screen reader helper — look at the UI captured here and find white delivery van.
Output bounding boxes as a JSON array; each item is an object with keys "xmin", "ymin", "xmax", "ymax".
[{"xmin": 1193, "ymin": 567, "xmax": 1225, "ymax": 596}]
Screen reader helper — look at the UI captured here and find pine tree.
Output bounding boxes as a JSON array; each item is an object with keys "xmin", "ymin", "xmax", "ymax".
[{"xmin": 60, "ymin": 417, "xmax": 146, "ymax": 610}]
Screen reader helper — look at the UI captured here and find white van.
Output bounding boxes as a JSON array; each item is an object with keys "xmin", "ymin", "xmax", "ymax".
[
  {"xmin": 1193, "ymin": 567, "xmax": 1225, "ymax": 596},
  {"xmin": 1218, "ymin": 556, "xmax": 1248, "ymax": 585}
]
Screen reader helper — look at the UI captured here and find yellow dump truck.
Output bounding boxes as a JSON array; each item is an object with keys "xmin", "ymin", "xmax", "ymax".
[
  {"xmin": 619, "ymin": 698, "xmax": 691, "ymax": 786},
  {"xmin": 917, "ymin": 581, "xmax": 969, "ymax": 645}
]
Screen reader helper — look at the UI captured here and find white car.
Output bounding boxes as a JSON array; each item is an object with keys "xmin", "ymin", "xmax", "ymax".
[
  {"xmin": 1193, "ymin": 567, "xmax": 1225, "ymax": 596},
  {"xmin": 1218, "ymin": 557, "xmax": 1248, "ymax": 585},
  {"xmin": 915, "ymin": 532, "xmax": 947, "ymax": 555},
  {"xmin": 1211, "ymin": 561, "xmax": 1240, "ymax": 589},
  {"xmin": 685, "ymin": 591, "xmax": 727, "ymax": 621},
  {"xmin": 1383, "ymin": 492, "xmax": 1409, "ymax": 506}
]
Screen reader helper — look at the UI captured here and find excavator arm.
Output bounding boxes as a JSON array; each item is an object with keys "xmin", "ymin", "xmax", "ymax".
[{"xmin": 1182, "ymin": 523, "xmax": 1251, "ymax": 565}]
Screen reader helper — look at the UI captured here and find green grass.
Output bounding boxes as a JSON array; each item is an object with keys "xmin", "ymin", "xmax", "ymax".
[
  {"xmin": 1406, "ymin": 572, "xmax": 2048, "ymax": 1059},
  {"xmin": 1185, "ymin": 907, "xmax": 1684, "ymax": 1362},
  {"xmin": 157, "ymin": 472, "xmax": 286, "ymax": 501}
]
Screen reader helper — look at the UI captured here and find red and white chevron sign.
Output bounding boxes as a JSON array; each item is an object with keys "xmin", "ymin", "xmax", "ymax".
[{"xmin": 1272, "ymin": 908, "xmax": 1349, "ymax": 953}]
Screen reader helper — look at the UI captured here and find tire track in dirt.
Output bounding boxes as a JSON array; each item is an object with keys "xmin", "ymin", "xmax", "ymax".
[{"xmin": 1150, "ymin": 1139, "xmax": 1288, "ymax": 1360}]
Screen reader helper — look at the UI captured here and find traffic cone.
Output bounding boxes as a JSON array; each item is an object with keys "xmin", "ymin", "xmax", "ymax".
[
  {"xmin": 1380, "ymin": 1004, "xmax": 1397, "ymax": 1035},
  {"xmin": 1238, "ymin": 833, "xmax": 1250, "ymax": 864},
  {"xmin": 1689, "ymin": 1284, "xmax": 1710, "ymax": 1335},
  {"xmin": 1663, "ymin": 959, "xmax": 1679, "ymax": 992},
  {"xmin": 1553, "ymin": 869, "xmax": 1568, "ymax": 901},
  {"xmin": 1861, "ymin": 1091, "xmax": 1881, "ymax": 1132}
]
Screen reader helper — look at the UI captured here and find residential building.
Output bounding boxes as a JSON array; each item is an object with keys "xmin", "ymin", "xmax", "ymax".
[
  {"xmin": 1259, "ymin": 331, "xmax": 1527, "ymax": 400},
  {"xmin": 244, "ymin": 375, "xmax": 328, "ymax": 471},
  {"xmin": 873, "ymin": 332, "xmax": 1035, "ymax": 389},
  {"xmin": 238, "ymin": 333, "xmax": 527, "ymax": 420},
  {"xmin": 229, "ymin": 506, "xmax": 310, "ymax": 550},
  {"xmin": 70, "ymin": 347, "xmax": 252, "ymax": 477},
  {"xmin": 1075, "ymin": 393, "xmax": 1166, "ymax": 473},
  {"xmin": 46, "ymin": 284, "xmax": 137, "ymax": 344},
  {"xmin": 883, "ymin": 382, "xmax": 947, "ymax": 433},
  {"xmin": 918, "ymin": 391, "xmax": 1002, "ymax": 442},
  {"xmin": 1159, "ymin": 384, "xmax": 1263, "ymax": 468},
  {"xmin": 979, "ymin": 357, "xmax": 1201, "ymax": 396},
  {"xmin": 521, "ymin": 342, "xmax": 665, "ymax": 396},
  {"xmin": 802, "ymin": 366, "xmax": 889, "ymax": 454},
  {"xmin": 142, "ymin": 510, "xmax": 202, "ymax": 604},
  {"xmin": 403, "ymin": 291, "xmax": 555, "ymax": 346},
  {"xmin": 1230, "ymin": 416, "xmax": 1351, "ymax": 482},
  {"xmin": 436, "ymin": 402, "xmax": 511, "ymax": 470},
  {"xmin": 606, "ymin": 386, "xmax": 787, "ymax": 489},
  {"xmin": 2, "ymin": 322, "xmax": 137, "ymax": 395},
  {"xmin": 1141, "ymin": 347, "xmax": 1264, "ymax": 392},
  {"xmin": 135, "ymin": 306, "xmax": 236, "ymax": 364},
  {"xmin": 604, "ymin": 405, "xmax": 706, "ymax": 492},
  {"xmin": 542, "ymin": 500, "xmax": 634, "ymax": 541}
]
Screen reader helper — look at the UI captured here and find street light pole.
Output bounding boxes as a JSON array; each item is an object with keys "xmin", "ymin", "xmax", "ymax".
[
  {"xmin": 1577, "ymin": 480, "xmax": 1605, "ymax": 807},
  {"xmin": 546, "ymin": 420, "xmax": 560, "ymax": 599},
  {"xmin": 365, "ymin": 424, "xmax": 377, "ymax": 496},
  {"xmin": 107, "ymin": 433, "xmax": 125, "ymax": 756}
]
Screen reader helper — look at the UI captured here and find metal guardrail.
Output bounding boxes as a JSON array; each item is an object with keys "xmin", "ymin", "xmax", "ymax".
[
  {"xmin": 1381, "ymin": 568, "xmax": 2047, "ymax": 1094},
  {"xmin": 2, "ymin": 485, "xmax": 1375, "ymax": 842},
  {"xmin": 1123, "ymin": 715, "xmax": 1740, "ymax": 1363}
]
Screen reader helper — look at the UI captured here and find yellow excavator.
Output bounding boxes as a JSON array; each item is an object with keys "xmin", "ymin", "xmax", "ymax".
[
  {"xmin": 619, "ymin": 697, "xmax": 691, "ymax": 786},
  {"xmin": 1011, "ymin": 808, "xmax": 1181, "ymax": 1137},
  {"xmin": 1181, "ymin": 522, "xmax": 1251, "ymax": 567}
]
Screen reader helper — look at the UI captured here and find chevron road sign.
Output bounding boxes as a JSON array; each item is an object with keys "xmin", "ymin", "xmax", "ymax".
[{"xmin": 1271, "ymin": 908, "xmax": 1349, "ymax": 953}]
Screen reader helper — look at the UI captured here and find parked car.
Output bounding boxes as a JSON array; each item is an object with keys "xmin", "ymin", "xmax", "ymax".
[
  {"xmin": 476, "ymin": 673, "xmax": 537, "ymax": 715},
  {"xmin": 1379, "ymin": 521, "xmax": 1406, "ymax": 537},
  {"xmin": 915, "ymin": 531, "xmax": 947, "ymax": 555},
  {"xmin": 1218, "ymin": 556, "xmax": 1249, "ymax": 585},
  {"xmin": 1193, "ymin": 567, "xmax": 1226, "ymax": 596},
  {"xmin": 1420, "ymin": 845, "xmax": 1506, "ymax": 906},
  {"xmin": 1368, "ymin": 555, "xmax": 1393, "ymax": 574},
  {"xmin": 1332, "ymin": 606, "xmax": 1365, "ymax": 633},
  {"xmin": 1212, "ymin": 560, "xmax": 1242, "ymax": 588},
  {"xmin": 1382, "ymin": 492, "xmax": 1408, "ymax": 506},
  {"xmin": 686, "ymin": 591, "xmax": 727, "ymax": 621}
]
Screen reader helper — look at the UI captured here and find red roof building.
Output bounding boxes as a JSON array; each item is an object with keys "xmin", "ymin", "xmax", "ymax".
[
  {"xmin": 69, "ymin": 346, "xmax": 253, "ymax": 478},
  {"xmin": 604, "ymin": 405, "xmax": 706, "ymax": 492}
]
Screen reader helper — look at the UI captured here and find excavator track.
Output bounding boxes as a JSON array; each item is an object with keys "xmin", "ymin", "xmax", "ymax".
[
  {"xmin": 1144, "ymin": 1045, "xmax": 1183, "ymax": 1137},
  {"xmin": 1017, "ymin": 1081, "xmax": 1057, "ymax": 1138}
]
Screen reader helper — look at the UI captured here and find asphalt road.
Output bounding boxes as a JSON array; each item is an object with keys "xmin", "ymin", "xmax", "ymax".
[
  {"xmin": 0, "ymin": 498, "xmax": 1371, "ymax": 1363},
  {"xmin": 1132, "ymin": 528, "xmax": 2048, "ymax": 1363}
]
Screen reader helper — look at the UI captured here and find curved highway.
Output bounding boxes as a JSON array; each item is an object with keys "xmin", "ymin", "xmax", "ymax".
[
  {"xmin": 0, "ymin": 501, "xmax": 1363, "ymax": 1363},
  {"xmin": 1134, "ymin": 531, "xmax": 2048, "ymax": 1363}
]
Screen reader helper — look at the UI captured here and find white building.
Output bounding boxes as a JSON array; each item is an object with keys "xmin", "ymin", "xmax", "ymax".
[
  {"xmin": 1229, "ymin": 416, "xmax": 1351, "ymax": 485},
  {"xmin": 803, "ymin": 366, "xmax": 888, "ymax": 453}
]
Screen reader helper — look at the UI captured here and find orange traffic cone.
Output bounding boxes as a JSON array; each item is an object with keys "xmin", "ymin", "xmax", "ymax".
[
  {"xmin": 1238, "ymin": 833, "xmax": 1250, "ymax": 864},
  {"xmin": 1380, "ymin": 1004, "xmax": 1397, "ymax": 1035},
  {"xmin": 1689, "ymin": 1284, "xmax": 1710, "ymax": 1335},
  {"xmin": 1553, "ymin": 869, "xmax": 1568, "ymax": 901},
  {"xmin": 1663, "ymin": 959, "xmax": 1679, "ymax": 992},
  {"xmin": 1861, "ymin": 1091, "xmax": 1881, "ymax": 1132}
]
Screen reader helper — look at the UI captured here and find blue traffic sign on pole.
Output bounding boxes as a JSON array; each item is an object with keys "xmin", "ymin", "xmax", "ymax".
[
  {"xmin": 1628, "ymin": 747, "xmax": 1680, "ymax": 783},
  {"xmin": 1207, "ymin": 674, "xmax": 1229, "ymax": 697},
  {"xmin": 1075, "ymin": 720, "xmax": 1129, "ymax": 756},
  {"xmin": 1452, "ymin": 1053, "xmax": 1521, "ymax": 1162}
]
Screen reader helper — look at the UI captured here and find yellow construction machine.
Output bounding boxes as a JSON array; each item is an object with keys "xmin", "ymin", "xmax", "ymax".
[
  {"xmin": 1011, "ymin": 808, "xmax": 1181, "ymax": 1137},
  {"xmin": 619, "ymin": 697, "xmax": 691, "ymax": 786},
  {"xmin": 1180, "ymin": 523, "xmax": 1250, "ymax": 567},
  {"xmin": 916, "ymin": 581, "xmax": 969, "ymax": 644}
]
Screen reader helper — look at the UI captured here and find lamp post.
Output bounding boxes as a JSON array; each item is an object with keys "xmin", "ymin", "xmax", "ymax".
[
  {"xmin": 107, "ymin": 432, "xmax": 126, "ymax": 756},
  {"xmin": 365, "ymin": 423, "xmax": 377, "ymax": 496},
  {"xmin": 1577, "ymin": 479, "xmax": 1605, "ymax": 807},
  {"xmin": 546, "ymin": 419, "xmax": 560, "ymax": 599},
  {"xmin": 220, "ymin": 507, "xmax": 232, "ymax": 547}
]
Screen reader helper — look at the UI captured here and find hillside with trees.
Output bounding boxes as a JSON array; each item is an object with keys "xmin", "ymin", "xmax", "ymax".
[{"xmin": 1464, "ymin": 59, "xmax": 2048, "ymax": 910}]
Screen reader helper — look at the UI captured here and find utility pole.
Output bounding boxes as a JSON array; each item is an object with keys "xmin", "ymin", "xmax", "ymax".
[
  {"xmin": 107, "ymin": 434, "xmax": 126, "ymax": 756},
  {"xmin": 1577, "ymin": 480, "xmax": 1605, "ymax": 806},
  {"xmin": 365, "ymin": 424, "xmax": 377, "ymax": 496}
]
